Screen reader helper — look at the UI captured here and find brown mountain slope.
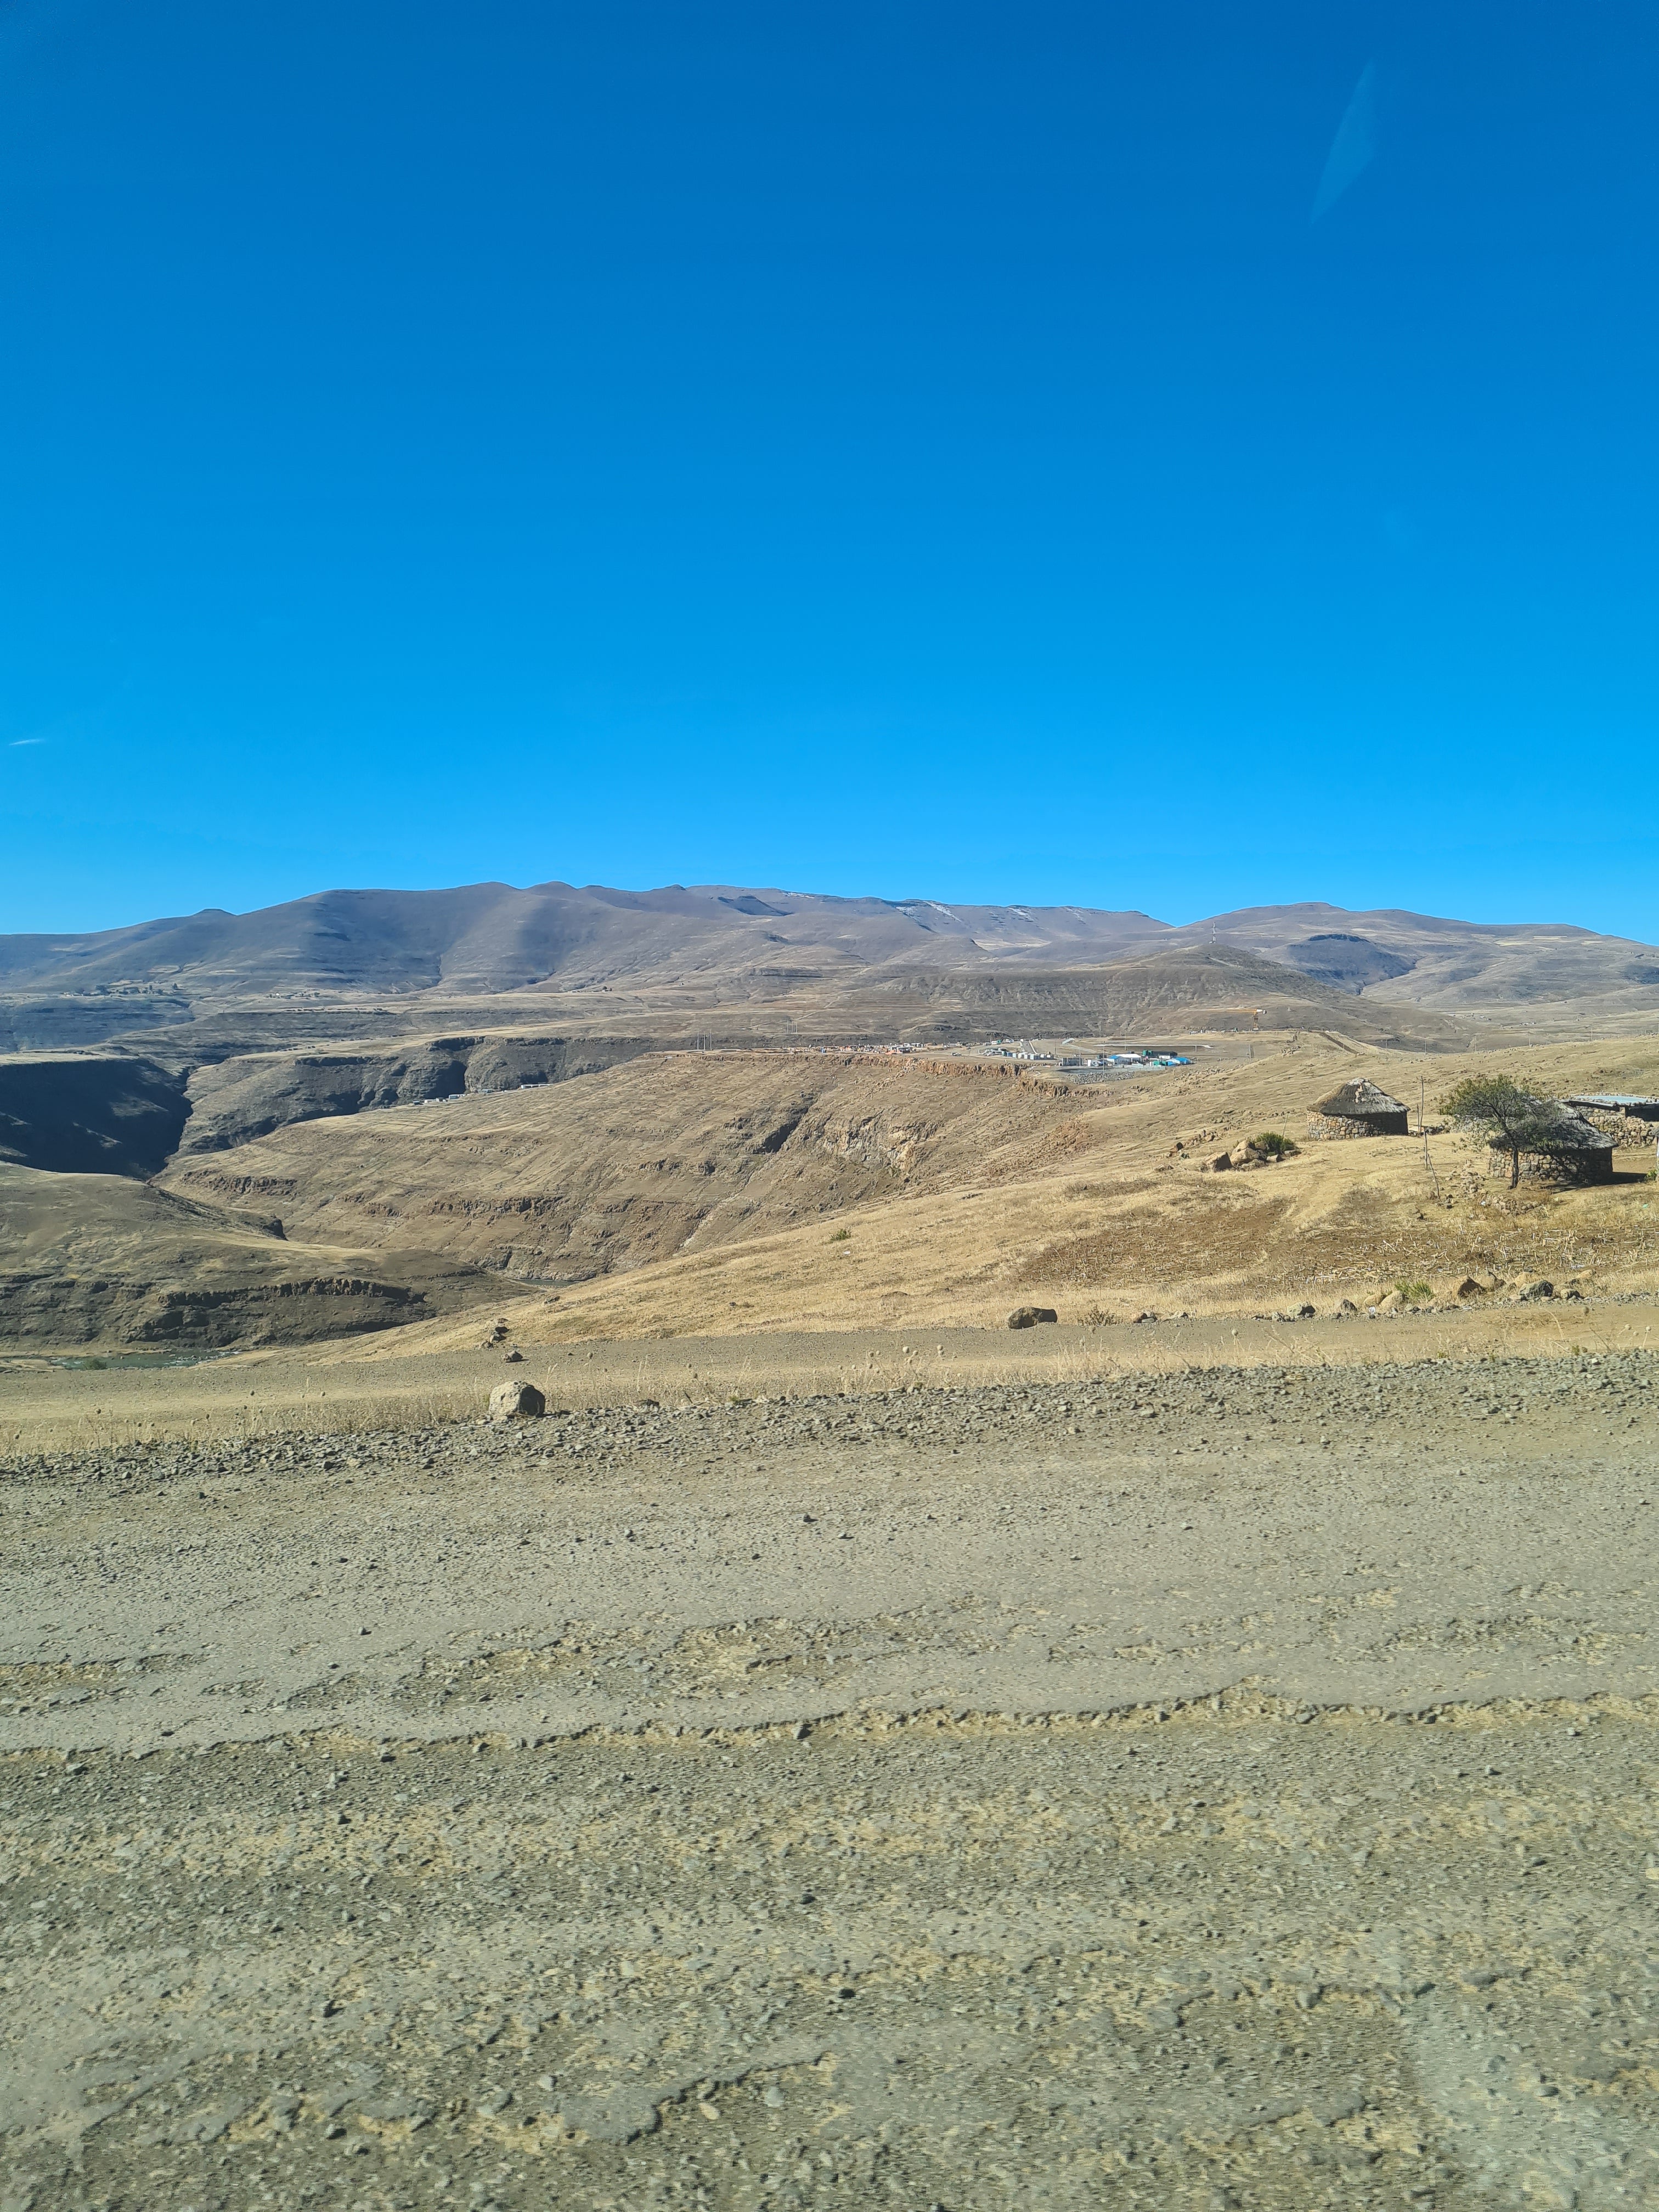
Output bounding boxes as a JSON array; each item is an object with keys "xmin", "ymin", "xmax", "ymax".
[
  {"xmin": 34, "ymin": 1026, "xmax": 1659, "ymax": 1352},
  {"xmin": 5, "ymin": 882, "xmax": 1656, "ymax": 1062},
  {"xmin": 166, "ymin": 948, "xmax": 1459, "ymax": 1160},
  {"xmin": 0, "ymin": 882, "xmax": 1170, "ymax": 1005},
  {"xmin": 160, "ymin": 1050, "xmax": 1099, "ymax": 1284},
  {"xmin": 257, "ymin": 1028, "xmax": 1659, "ymax": 1352},
  {"xmin": 860, "ymin": 944, "xmax": 1464, "ymax": 1046},
  {"xmin": 0, "ymin": 1167, "xmax": 494, "ymax": 1348},
  {"xmin": 1173, "ymin": 901, "xmax": 1659, "ymax": 1024}
]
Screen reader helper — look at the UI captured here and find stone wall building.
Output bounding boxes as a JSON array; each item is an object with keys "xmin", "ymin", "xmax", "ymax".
[
  {"xmin": 1488, "ymin": 1107, "xmax": 1616, "ymax": 1187},
  {"xmin": 1306, "ymin": 1077, "xmax": 1409, "ymax": 1140},
  {"xmin": 1562, "ymin": 1094, "xmax": 1659, "ymax": 1149}
]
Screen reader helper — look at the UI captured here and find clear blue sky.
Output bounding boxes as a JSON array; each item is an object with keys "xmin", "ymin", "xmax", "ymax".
[{"xmin": 3, "ymin": 1, "xmax": 1658, "ymax": 939}]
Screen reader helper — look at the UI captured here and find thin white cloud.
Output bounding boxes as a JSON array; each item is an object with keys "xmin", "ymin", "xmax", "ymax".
[
  {"xmin": 9, "ymin": 738, "xmax": 46, "ymax": 747},
  {"xmin": 1313, "ymin": 61, "xmax": 1378, "ymax": 221}
]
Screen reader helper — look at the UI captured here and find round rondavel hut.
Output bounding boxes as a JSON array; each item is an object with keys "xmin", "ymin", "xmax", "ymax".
[
  {"xmin": 1306, "ymin": 1077, "xmax": 1409, "ymax": 1141},
  {"xmin": 1488, "ymin": 1105, "xmax": 1615, "ymax": 1187}
]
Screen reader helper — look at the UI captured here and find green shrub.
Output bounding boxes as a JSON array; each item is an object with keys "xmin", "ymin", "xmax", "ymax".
[
  {"xmin": 829, "ymin": 1227, "xmax": 850, "ymax": 1242},
  {"xmin": 1252, "ymin": 1130, "xmax": 1299, "ymax": 1159},
  {"xmin": 1394, "ymin": 1278, "xmax": 1432, "ymax": 1304}
]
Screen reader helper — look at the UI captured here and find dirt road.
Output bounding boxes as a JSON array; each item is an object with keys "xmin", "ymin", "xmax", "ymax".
[{"xmin": 4, "ymin": 1355, "xmax": 1658, "ymax": 2210}]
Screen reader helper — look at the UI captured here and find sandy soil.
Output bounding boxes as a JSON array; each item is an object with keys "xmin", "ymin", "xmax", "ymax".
[{"xmin": 4, "ymin": 1347, "xmax": 1658, "ymax": 2209}]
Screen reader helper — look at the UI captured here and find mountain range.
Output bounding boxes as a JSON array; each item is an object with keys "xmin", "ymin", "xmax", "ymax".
[{"xmin": 3, "ymin": 881, "xmax": 1658, "ymax": 1053}]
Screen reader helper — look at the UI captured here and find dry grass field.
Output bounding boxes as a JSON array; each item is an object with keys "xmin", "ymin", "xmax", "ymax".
[
  {"xmin": 0, "ymin": 1164, "xmax": 494, "ymax": 1351},
  {"xmin": 7, "ymin": 1027, "xmax": 1658, "ymax": 1445},
  {"xmin": 155, "ymin": 1031, "xmax": 1659, "ymax": 1358}
]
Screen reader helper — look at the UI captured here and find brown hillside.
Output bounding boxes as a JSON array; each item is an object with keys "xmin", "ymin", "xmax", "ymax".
[
  {"xmin": 155, "ymin": 1031, "xmax": 1659, "ymax": 1354},
  {"xmin": 160, "ymin": 1050, "xmax": 1090, "ymax": 1283},
  {"xmin": 0, "ymin": 1166, "xmax": 493, "ymax": 1348},
  {"xmin": 6, "ymin": 881, "xmax": 1659, "ymax": 1055}
]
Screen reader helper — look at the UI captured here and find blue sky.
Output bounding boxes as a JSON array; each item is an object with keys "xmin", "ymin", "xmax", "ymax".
[{"xmin": 3, "ymin": 1, "xmax": 1658, "ymax": 939}]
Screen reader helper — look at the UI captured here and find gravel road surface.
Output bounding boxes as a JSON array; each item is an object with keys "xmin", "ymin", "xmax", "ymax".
[{"xmin": 4, "ymin": 1355, "xmax": 1658, "ymax": 2210}]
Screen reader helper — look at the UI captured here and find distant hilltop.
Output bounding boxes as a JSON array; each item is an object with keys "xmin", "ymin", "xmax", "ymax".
[{"xmin": 2, "ymin": 881, "xmax": 1657, "ymax": 1053}]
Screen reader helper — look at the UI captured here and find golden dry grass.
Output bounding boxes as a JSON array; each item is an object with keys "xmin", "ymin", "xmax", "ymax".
[
  {"xmin": 6, "ymin": 1297, "xmax": 1657, "ymax": 1453},
  {"xmin": 9, "ymin": 1028, "xmax": 1659, "ymax": 1442},
  {"xmin": 312, "ymin": 1028, "xmax": 1659, "ymax": 1350}
]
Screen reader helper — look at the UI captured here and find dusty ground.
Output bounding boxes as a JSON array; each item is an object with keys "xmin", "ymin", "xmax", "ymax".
[{"xmin": 4, "ymin": 1344, "xmax": 1658, "ymax": 2210}]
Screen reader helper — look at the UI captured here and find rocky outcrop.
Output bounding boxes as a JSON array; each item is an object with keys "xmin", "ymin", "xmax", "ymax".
[
  {"xmin": 489, "ymin": 1379, "xmax": 546, "ymax": 1420},
  {"xmin": 177, "ymin": 1033, "xmax": 665, "ymax": 1154}
]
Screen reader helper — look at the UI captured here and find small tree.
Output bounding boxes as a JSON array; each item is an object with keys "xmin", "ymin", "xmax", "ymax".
[{"xmin": 1441, "ymin": 1075, "xmax": 1560, "ymax": 1189}]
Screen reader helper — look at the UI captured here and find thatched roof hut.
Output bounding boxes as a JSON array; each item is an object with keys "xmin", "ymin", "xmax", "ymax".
[
  {"xmin": 1489, "ymin": 1106, "xmax": 1616, "ymax": 1187},
  {"xmin": 1306, "ymin": 1077, "xmax": 1409, "ymax": 1140}
]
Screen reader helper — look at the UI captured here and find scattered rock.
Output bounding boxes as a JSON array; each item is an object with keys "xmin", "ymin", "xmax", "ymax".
[
  {"xmin": 1007, "ymin": 1307, "xmax": 1058, "ymax": 1330},
  {"xmin": 1296, "ymin": 1303, "xmax": 1316, "ymax": 1319},
  {"xmin": 503, "ymin": 1348, "xmax": 524, "ymax": 1363},
  {"xmin": 488, "ymin": 1380, "xmax": 546, "ymax": 1421},
  {"xmin": 1133, "ymin": 1310, "xmax": 1158, "ymax": 1324},
  {"xmin": 1455, "ymin": 1277, "xmax": 1489, "ymax": 1300},
  {"xmin": 1335, "ymin": 1299, "xmax": 1358, "ymax": 1315},
  {"xmin": 1204, "ymin": 1152, "xmax": 1233, "ymax": 1173},
  {"xmin": 1517, "ymin": 1279, "xmax": 1555, "ymax": 1302}
]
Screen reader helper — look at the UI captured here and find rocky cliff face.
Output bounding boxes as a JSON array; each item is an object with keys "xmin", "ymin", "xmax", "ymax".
[
  {"xmin": 0, "ymin": 1165, "xmax": 493, "ymax": 1346},
  {"xmin": 0, "ymin": 1057, "xmax": 190, "ymax": 1177},
  {"xmin": 175, "ymin": 1032, "xmax": 666, "ymax": 1154}
]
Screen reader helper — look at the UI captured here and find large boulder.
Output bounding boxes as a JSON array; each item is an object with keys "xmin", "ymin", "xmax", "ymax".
[
  {"xmin": 1007, "ymin": 1306, "xmax": 1058, "ymax": 1330},
  {"xmin": 489, "ymin": 1379, "xmax": 546, "ymax": 1420}
]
